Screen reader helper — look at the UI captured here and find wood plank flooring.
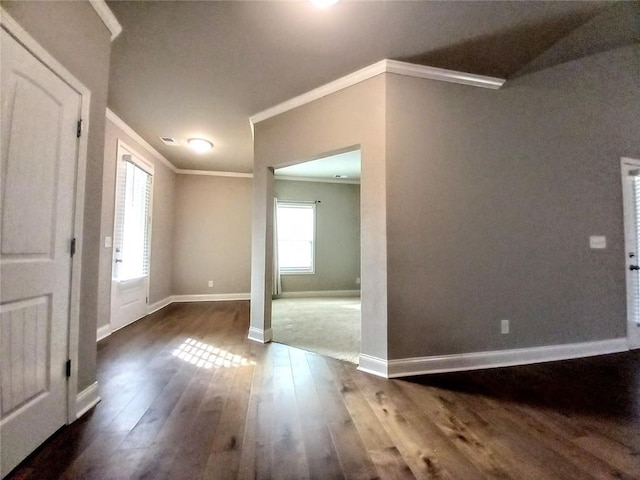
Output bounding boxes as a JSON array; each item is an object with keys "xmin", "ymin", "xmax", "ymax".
[{"xmin": 6, "ymin": 301, "xmax": 640, "ymax": 479}]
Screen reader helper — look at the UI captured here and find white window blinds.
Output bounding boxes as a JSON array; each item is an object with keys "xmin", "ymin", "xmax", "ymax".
[
  {"xmin": 114, "ymin": 157, "xmax": 152, "ymax": 281},
  {"xmin": 632, "ymin": 175, "xmax": 640, "ymax": 324}
]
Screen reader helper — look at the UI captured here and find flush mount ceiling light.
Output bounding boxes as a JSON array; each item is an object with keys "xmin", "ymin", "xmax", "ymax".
[
  {"xmin": 187, "ymin": 138, "xmax": 213, "ymax": 153},
  {"xmin": 309, "ymin": 0, "xmax": 340, "ymax": 8}
]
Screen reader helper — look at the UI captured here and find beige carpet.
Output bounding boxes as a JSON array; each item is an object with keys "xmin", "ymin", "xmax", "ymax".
[{"xmin": 271, "ymin": 297, "xmax": 361, "ymax": 364}]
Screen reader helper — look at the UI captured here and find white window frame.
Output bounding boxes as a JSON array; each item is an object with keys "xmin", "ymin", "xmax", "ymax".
[
  {"xmin": 621, "ymin": 157, "xmax": 640, "ymax": 350},
  {"xmin": 277, "ymin": 201, "xmax": 316, "ymax": 275},
  {"xmin": 112, "ymin": 140, "xmax": 154, "ymax": 282}
]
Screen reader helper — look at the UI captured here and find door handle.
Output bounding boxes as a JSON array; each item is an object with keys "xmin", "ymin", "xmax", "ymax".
[
  {"xmin": 630, "ymin": 265, "xmax": 640, "ymax": 271},
  {"xmin": 115, "ymin": 258, "xmax": 123, "ymax": 263}
]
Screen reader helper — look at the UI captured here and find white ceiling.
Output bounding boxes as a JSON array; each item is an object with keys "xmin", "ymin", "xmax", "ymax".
[
  {"xmin": 105, "ymin": 1, "xmax": 636, "ymax": 174},
  {"xmin": 275, "ymin": 149, "xmax": 361, "ymax": 183}
]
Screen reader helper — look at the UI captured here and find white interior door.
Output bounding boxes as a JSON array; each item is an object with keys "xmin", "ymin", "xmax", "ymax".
[
  {"xmin": 621, "ymin": 157, "xmax": 640, "ymax": 350},
  {"xmin": 1, "ymin": 30, "xmax": 81, "ymax": 477},
  {"xmin": 110, "ymin": 144, "xmax": 153, "ymax": 332}
]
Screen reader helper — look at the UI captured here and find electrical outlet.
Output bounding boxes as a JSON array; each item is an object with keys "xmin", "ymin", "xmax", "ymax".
[
  {"xmin": 208, "ymin": 280, "xmax": 213, "ymax": 287},
  {"xmin": 501, "ymin": 319, "xmax": 510, "ymax": 334}
]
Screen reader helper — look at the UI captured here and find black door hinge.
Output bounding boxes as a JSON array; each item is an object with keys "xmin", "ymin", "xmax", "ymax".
[
  {"xmin": 76, "ymin": 119, "xmax": 82, "ymax": 138},
  {"xmin": 66, "ymin": 359, "xmax": 71, "ymax": 378},
  {"xmin": 70, "ymin": 238, "xmax": 76, "ymax": 257}
]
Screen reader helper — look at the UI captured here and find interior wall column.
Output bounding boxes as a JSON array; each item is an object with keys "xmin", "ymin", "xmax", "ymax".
[{"xmin": 249, "ymin": 165, "xmax": 274, "ymax": 342}]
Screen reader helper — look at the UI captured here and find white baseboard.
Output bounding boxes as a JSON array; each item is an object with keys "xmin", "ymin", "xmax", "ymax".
[
  {"xmin": 173, "ymin": 293, "xmax": 251, "ymax": 303},
  {"xmin": 96, "ymin": 324, "xmax": 112, "ymax": 342},
  {"xmin": 99, "ymin": 294, "xmax": 249, "ymax": 342},
  {"xmin": 386, "ymin": 338, "xmax": 629, "ymax": 378},
  {"xmin": 277, "ymin": 290, "xmax": 360, "ymax": 298},
  {"xmin": 357, "ymin": 354, "xmax": 388, "ymax": 378},
  {"xmin": 75, "ymin": 382, "xmax": 101, "ymax": 419},
  {"xmin": 148, "ymin": 295, "xmax": 174, "ymax": 314},
  {"xmin": 248, "ymin": 327, "xmax": 273, "ymax": 343}
]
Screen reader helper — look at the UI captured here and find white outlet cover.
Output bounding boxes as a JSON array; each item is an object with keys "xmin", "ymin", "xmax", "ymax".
[
  {"xmin": 501, "ymin": 319, "xmax": 509, "ymax": 334},
  {"xmin": 104, "ymin": 236, "xmax": 112, "ymax": 248},
  {"xmin": 589, "ymin": 236, "xmax": 606, "ymax": 249}
]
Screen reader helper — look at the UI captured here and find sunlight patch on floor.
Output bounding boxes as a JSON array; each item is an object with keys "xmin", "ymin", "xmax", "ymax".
[{"xmin": 172, "ymin": 338, "xmax": 254, "ymax": 368}]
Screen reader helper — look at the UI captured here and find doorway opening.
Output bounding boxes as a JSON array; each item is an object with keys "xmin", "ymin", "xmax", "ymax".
[
  {"xmin": 110, "ymin": 141, "xmax": 154, "ymax": 332},
  {"xmin": 271, "ymin": 149, "xmax": 362, "ymax": 363},
  {"xmin": 620, "ymin": 157, "xmax": 640, "ymax": 350}
]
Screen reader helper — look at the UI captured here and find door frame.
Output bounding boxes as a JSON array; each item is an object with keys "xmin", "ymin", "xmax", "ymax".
[
  {"xmin": 109, "ymin": 139, "xmax": 154, "ymax": 331},
  {"xmin": 1, "ymin": 9, "xmax": 91, "ymax": 424},
  {"xmin": 620, "ymin": 157, "xmax": 640, "ymax": 350}
]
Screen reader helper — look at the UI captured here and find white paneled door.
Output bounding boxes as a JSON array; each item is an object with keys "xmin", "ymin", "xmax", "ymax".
[
  {"xmin": 621, "ymin": 158, "xmax": 640, "ymax": 350},
  {"xmin": 110, "ymin": 143, "xmax": 153, "ymax": 332},
  {"xmin": 1, "ymin": 30, "xmax": 81, "ymax": 477}
]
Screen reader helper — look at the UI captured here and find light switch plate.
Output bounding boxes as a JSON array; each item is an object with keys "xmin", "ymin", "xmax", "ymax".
[
  {"xmin": 589, "ymin": 235, "xmax": 606, "ymax": 249},
  {"xmin": 104, "ymin": 236, "xmax": 112, "ymax": 248}
]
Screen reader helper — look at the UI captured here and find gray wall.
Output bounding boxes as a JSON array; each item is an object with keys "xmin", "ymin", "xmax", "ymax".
[
  {"xmin": 173, "ymin": 175, "xmax": 252, "ymax": 296},
  {"xmin": 3, "ymin": 1, "xmax": 112, "ymax": 390},
  {"xmin": 386, "ymin": 44, "xmax": 640, "ymax": 359},
  {"xmin": 101, "ymin": 117, "xmax": 176, "ymax": 329},
  {"xmin": 275, "ymin": 180, "xmax": 361, "ymax": 293},
  {"xmin": 252, "ymin": 75, "xmax": 388, "ymax": 359},
  {"xmin": 253, "ymin": 45, "xmax": 639, "ymax": 364}
]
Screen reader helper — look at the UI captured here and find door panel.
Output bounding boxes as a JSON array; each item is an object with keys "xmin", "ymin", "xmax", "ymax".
[
  {"xmin": 110, "ymin": 146, "xmax": 153, "ymax": 332},
  {"xmin": 2, "ymin": 75, "xmax": 59, "ymax": 255},
  {"xmin": 621, "ymin": 158, "xmax": 640, "ymax": 350},
  {"xmin": 1, "ymin": 297, "xmax": 49, "ymax": 416},
  {"xmin": 1, "ymin": 30, "xmax": 81, "ymax": 477}
]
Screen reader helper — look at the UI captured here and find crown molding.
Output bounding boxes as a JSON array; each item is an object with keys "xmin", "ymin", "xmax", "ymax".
[
  {"xmin": 88, "ymin": 0, "xmax": 122, "ymax": 41},
  {"xmin": 275, "ymin": 175, "xmax": 360, "ymax": 185},
  {"xmin": 250, "ymin": 59, "xmax": 506, "ymax": 126},
  {"xmin": 175, "ymin": 169, "xmax": 253, "ymax": 178},
  {"xmin": 106, "ymin": 108, "xmax": 177, "ymax": 173},
  {"xmin": 384, "ymin": 59, "xmax": 505, "ymax": 90},
  {"xmin": 107, "ymin": 109, "xmax": 255, "ymax": 178},
  {"xmin": 250, "ymin": 60, "xmax": 387, "ymax": 125}
]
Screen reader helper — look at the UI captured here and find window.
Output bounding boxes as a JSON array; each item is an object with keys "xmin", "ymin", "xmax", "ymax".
[
  {"xmin": 276, "ymin": 201, "xmax": 315, "ymax": 274},
  {"xmin": 114, "ymin": 157, "xmax": 152, "ymax": 281}
]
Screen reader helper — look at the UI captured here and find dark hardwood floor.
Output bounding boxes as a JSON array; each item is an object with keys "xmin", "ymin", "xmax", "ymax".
[{"xmin": 7, "ymin": 301, "xmax": 640, "ymax": 479}]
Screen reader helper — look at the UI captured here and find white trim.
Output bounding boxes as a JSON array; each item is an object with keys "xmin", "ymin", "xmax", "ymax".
[
  {"xmin": 357, "ymin": 354, "xmax": 388, "ymax": 378},
  {"xmin": 1, "ymin": 8, "xmax": 92, "ymax": 426},
  {"xmin": 175, "ymin": 169, "xmax": 253, "ymax": 178},
  {"xmin": 118, "ymin": 139, "xmax": 155, "ymax": 175},
  {"xmin": 173, "ymin": 293, "xmax": 251, "ymax": 303},
  {"xmin": 106, "ymin": 109, "xmax": 254, "ymax": 179},
  {"xmin": 276, "ymin": 290, "xmax": 360, "ymax": 298},
  {"xmin": 106, "ymin": 108, "xmax": 176, "ymax": 173},
  {"xmin": 102, "ymin": 294, "xmax": 249, "ymax": 340},
  {"xmin": 75, "ymin": 382, "xmax": 101, "ymax": 419},
  {"xmin": 148, "ymin": 295, "xmax": 173, "ymax": 315},
  {"xmin": 88, "ymin": 1, "xmax": 122, "ymax": 41},
  {"xmin": 248, "ymin": 327, "xmax": 273, "ymax": 343},
  {"xmin": 110, "ymin": 140, "xmax": 154, "ymax": 333},
  {"xmin": 96, "ymin": 324, "xmax": 112, "ymax": 342},
  {"xmin": 250, "ymin": 60, "xmax": 386, "ymax": 125},
  {"xmin": 275, "ymin": 175, "xmax": 360, "ymax": 185},
  {"xmin": 384, "ymin": 59, "xmax": 505, "ymax": 90},
  {"xmin": 250, "ymin": 59, "xmax": 505, "ymax": 126},
  {"xmin": 386, "ymin": 338, "xmax": 629, "ymax": 378}
]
